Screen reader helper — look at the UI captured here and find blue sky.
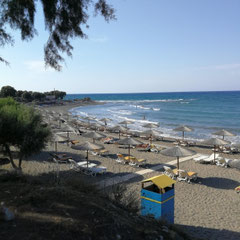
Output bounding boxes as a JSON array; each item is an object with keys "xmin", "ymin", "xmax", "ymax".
[{"xmin": 0, "ymin": 0, "xmax": 240, "ymax": 93}]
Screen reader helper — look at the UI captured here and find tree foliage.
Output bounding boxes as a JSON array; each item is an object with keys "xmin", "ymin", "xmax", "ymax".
[
  {"xmin": 0, "ymin": 0, "xmax": 115, "ymax": 70},
  {"xmin": 0, "ymin": 98, "xmax": 51, "ymax": 169},
  {"xmin": 0, "ymin": 85, "xmax": 16, "ymax": 97}
]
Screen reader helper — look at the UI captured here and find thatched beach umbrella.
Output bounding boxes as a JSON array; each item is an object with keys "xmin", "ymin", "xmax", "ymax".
[
  {"xmin": 71, "ymin": 141, "xmax": 104, "ymax": 167},
  {"xmin": 88, "ymin": 122, "xmax": 103, "ymax": 131},
  {"xmin": 82, "ymin": 131, "xmax": 106, "ymax": 143},
  {"xmin": 100, "ymin": 118, "xmax": 112, "ymax": 126},
  {"xmin": 119, "ymin": 120, "xmax": 134, "ymax": 128},
  {"xmin": 111, "ymin": 125, "xmax": 127, "ymax": 139},
  {"xmin": 52, "ymin": 134, "xmax": 68, "ymax": 152},
  {"xmin": 142, "ymin": 129, "xmax": 163, "ymax": 144},
  {"xmin": 161, "ymin": 146, "xmax": 196, "ymax": 170},
  {"xmin": 212, "ymin": 129, "xmax": 236, "ymax": 140},
  {"xmin": 54, "ymin": 124, "xmax": 75, "ymax": 145},
  {"xmin": 82, "ymin": 116, "xmax": 96, "ymax": 124},
  {"xmin": 202, "ymin": 138, "xmax": 229, "ymax": 162},
  {"xmin": 173, "ymin": 125, "xmax": 193, "ymax": 140},
  {"xmin": 117, "ymin": 137, "xmax": 143, "ymax": 157}
]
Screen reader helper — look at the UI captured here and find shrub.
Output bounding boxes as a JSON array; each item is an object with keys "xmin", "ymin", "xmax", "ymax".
[{"xmin": 0, "ymin": 98, "xmax": 51, "ymax": 169}]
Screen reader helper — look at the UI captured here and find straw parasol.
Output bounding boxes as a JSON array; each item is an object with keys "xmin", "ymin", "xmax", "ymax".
[
  {"xmin": 52, "ymin": 134, "xmax": 68, "ymax": 152},
  {"xmin": 99, "ymin": 118, "xmax": 112, "ymax": 126},
  {"xmin": 81, "ymin": 116, "xmax": 96, "ymax": 124},
  {"xmin": 111, "ymin": 125, "xmax": 128, "ymax": 139},
  {"xmin": 202, "ymin": 138, "xmax": 229, "ymax": 162},
  {"xmin": 119, "ymin": 120, "xmax": 134, "ymax": 128},
  {"xmin": 53, "ymin": 124, "xmax": 75, "ymax": 145},
  {"xmin": 161, "ymin": 146, "xmax": 196, "ymax": 170},
  {"xmin": 212, "ymin": 129, "xmax": 236, "ymax": 140},
  {"xmin": 88, "ymin": 122, "xmax": 103, "ymax": 131},
  {"xmin": 117, "ymin": 137, "xmax": 143, "ymax": 157},
  {"xmin": 142, "ymin": 123, "xmax": 159, "ymax": 129},
  {"xmin": 82, "ymin": 131, "xmax": 106, "ymax": 143},
  {"xmin": 173, "ymin": 125, "xmax": 193, "ymax": 140},
  {"xmin": 142, "ymin": 129, "xmax": 163, "ymax": 144},
  {"xmin": 71, "ymin": 141, "xmax": 104, "ymax": 167}
]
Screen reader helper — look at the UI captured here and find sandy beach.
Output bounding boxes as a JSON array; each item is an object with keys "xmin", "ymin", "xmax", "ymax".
[{"xmin": 1, "ymin": 101, "xmax": 240, "ymax": 240}]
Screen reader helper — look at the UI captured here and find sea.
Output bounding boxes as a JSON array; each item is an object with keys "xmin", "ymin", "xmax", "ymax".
[{"xmin": 65, "ymin": 91, "xmax": 240, "ymax": 143}]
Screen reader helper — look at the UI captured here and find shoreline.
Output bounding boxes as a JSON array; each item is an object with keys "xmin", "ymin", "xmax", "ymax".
[{"xmin": 42, "ymin": 100, "xmax": 240, "ymax": 147}]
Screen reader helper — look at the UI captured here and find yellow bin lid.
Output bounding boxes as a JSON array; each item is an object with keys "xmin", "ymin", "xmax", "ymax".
[{"xmin": 142, "ymin": 175, "xmax": 176, "ymax": 189}]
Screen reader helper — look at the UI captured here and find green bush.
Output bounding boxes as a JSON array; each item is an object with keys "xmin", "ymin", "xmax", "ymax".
[{"xmin": 0, "ymin": 98, "xmax": 51, "ymax": 169}]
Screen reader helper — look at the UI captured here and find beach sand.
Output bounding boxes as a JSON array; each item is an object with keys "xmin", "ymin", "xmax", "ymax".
[{"xmin": 1, "ymin": 102, "xmax": 240, "ymax": 240}]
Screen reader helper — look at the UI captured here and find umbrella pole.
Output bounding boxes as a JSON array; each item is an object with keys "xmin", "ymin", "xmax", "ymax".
[
  {"xmin": 67, "ymin": 132, "xmax": 69, "ymax": 146},
  {"xmin": 55, "ymin": 142, "xmax": 57, "ymax": 152},
  {"xmin": 223, "ymin": 135, "xmax": 224, "ymax": 140},
  {"xmin": 177, "ymin": 156, "xmax": 179, "ymax": 170},
  {"xmin": 182, "ymin": 131, "xmax": 184, "ymax": 140},
  {"xmin": 128, "ymin": 145, "xmax": 130, "ymax": 157},
  {"xmin": 213, "ymin": 146, "xmax": 216, "ymax": 163},
  {"xmin": 87, "ymin": 150, "xmax": 89, "ymax": 168}
]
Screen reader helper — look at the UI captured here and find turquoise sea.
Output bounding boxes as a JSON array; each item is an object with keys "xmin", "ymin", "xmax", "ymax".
[{"xmin": 65, "ymin": 91, "xmax": 240, "ymax": 142}]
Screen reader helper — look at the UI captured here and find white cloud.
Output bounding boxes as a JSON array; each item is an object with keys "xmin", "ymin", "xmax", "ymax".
[{"xmin": 24, "ymin": 60, "xmax": 55, "ymax": 73}]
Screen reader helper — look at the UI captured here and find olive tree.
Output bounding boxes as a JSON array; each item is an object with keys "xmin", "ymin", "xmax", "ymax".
[
  {"xmin": 0, "ymin": 0, "xmax": 115, "ymax": 70},
  {"xmin": 0, "ymin": 98, "xmax": 51, "ymax": 169}
]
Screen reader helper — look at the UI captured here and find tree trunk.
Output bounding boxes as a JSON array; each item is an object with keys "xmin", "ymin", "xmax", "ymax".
[
  {"xmin": 18, "ymin": 154, "xmax": 23, "ymax": 169},
  {"xmin": 4, "ymin": 144, "xmax": 18, "ymax": 169}
]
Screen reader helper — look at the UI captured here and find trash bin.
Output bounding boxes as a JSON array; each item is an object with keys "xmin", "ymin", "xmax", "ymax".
[{"xmin": 141, "ymin": 174, "xmax": 176, "ymax": 223}]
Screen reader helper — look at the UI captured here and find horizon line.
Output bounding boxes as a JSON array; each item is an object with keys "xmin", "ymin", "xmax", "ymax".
[{"xmin": 66, "ymin": 90, "xmax": 240, "ymax": 95}]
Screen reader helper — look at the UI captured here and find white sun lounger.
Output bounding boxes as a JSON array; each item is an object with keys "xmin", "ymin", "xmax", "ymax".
[
  {"xmin": 216, "ymin": 158, "xmax": 228, "ymax": 168},
  {"xmin": 202, "ymin": 153, "xmax": 220, "ymax": 163},
  {"xmin": 193, "ymin": 154, "xmax": 208, "ymax": 163},
  {"xmin": 88, "ymin": 166, "xmax": 107, "ymax": 176},
  {"xmin": 177, "ymin": 170, "xmax": 198, "ymax": 183}
]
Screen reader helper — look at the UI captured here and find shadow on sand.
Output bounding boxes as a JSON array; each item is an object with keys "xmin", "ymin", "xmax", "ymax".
[
  {"xmin": 197, "ymin": 176, "xmax": 240, "ymax": 189},
  {"xmin": 176, "ymin": 223, "xmax": 240, "ymax": 240}
]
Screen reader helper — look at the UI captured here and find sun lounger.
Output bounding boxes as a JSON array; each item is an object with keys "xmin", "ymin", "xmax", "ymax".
[
  {"xmin": 103, "ymin": 137, "xmax": 115, "ymax": 144},
  {"xmin": 116, "ymin": 153, "xmax": 125, "ymax": 163},
  {"xmin": 177, "ymin": 169, "xmax": 198, "ymax": 183},
  {"xmin": 91, "ymin": 149, "xmax": 109, "ymax": 156},
  {"xmin": 69, "ymin": 159, "xmax": 88, "ymax": 172},
  {"xmin": 88, "ymin": 166, "xmax": 107, "ymax": 176},
  {"xmin": 128, "ymin": 157, "xmax": 146, "ymax": 167},
  {"xmin": 216, "ymin": 158, "xmax": 228, "ymax": 168},
  {"xmin": 163, "ymin": 166, "xmax": 178, "ymax": 179},
  {"xmin": 193, "ymin": 154, "xmax": 208, "ymax": 163},
  {"xmin": 137, "ymin": 144, "xmax": 151, "ymax": 152},
  {"xmin": 69, "ymin": 159, "xmax": 97, "ymax": 173},
  {"xmin": 70, "ymin": 140, "xmax": 80, "ymax": 145},
  {"xmin": 202, "ymin": 153, "xmax": 220, "ymax": 164},
  {"xmin": 49, "ymin": 153, "xmax": 72, "ymax": 163},
  {"xmin": 235, "ymin": 186, "xmax": 240, "ymax": 193}
]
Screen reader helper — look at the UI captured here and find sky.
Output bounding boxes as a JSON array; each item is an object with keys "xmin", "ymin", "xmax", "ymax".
[{"xmin": 0, "ymin": 0, "xmax": 240, "ymax": 94}]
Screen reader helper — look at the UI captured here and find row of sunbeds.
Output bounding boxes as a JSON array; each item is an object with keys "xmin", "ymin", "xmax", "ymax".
[
  {"xmin": 163, "ymin": 166, "xmax": 198, "ymax": 183},
  {"xmin": 68, "ymin": 159, "xmax": 107, "ymax": 177},
  {"xmin": 116, "ymin": 153, "xmax": 147, "ymax": 167},
  {"xmin": 193, "ymin": 153, "xmax": 230, "ymax": 167},
  {"xmin": 49, "ymin": 153, "xmax": 107, "ymax": 177}
]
